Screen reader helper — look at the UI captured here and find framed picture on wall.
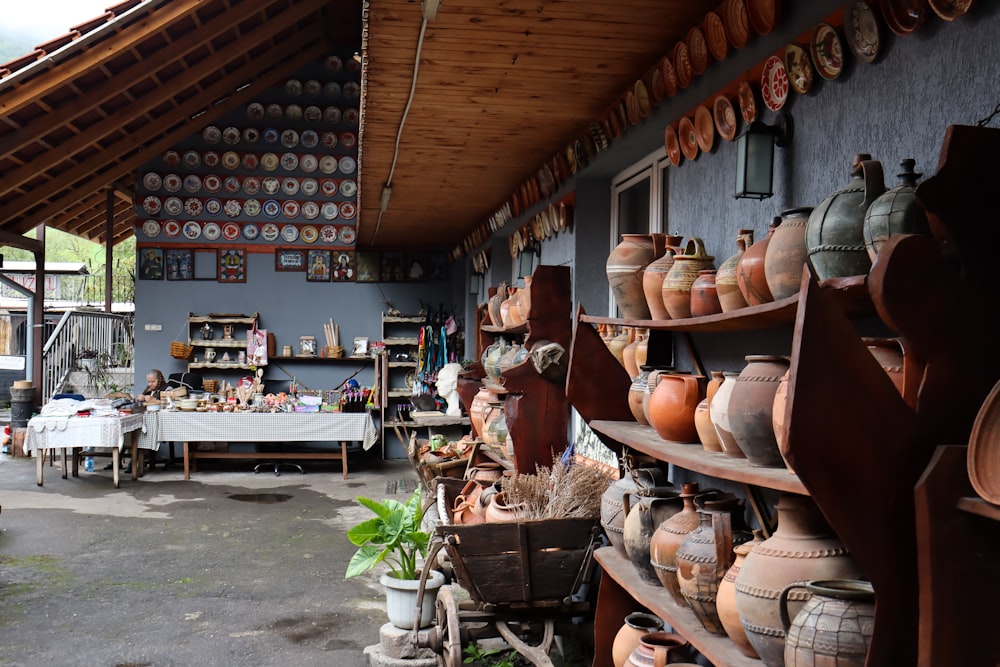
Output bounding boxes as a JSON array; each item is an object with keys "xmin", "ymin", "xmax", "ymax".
[
  {"xmin": 427, "ymin": 253, "xmax": 448, "ymax": 281},
  {"xmin": 306, "ymin": 249, "xmax": 331, "ymax": 282},
  {"xmin": 332, "ymin": 251, "xmax": 355, "ymax": 281},
  {"xmin": 275, "ymin": 248, "xmax": 306, "ymax": 272},
  {"xmin": 380, "ymin": 251, "xmax": 404, "ymax": 282},
  {"xmin": 218, "ymin": 248, "xmax": 246, "ymax": 283},
  {"xmin": 165, "ymin": 248, "xmax": 193, "ymax": 280},
  {"xmin": 405, "ymin": 253, "xmax": 427, "ymax": 281},
  {"xmin": 193, "ymin": 249, "xmax": 218, "ymax": 280},
  {"xmin": 356, "ymin": 251, "xmax": 379, "ymax": 282},
  {"xmin": 138, "ymin": 248, "xmax": 164, "ymax": 280}
]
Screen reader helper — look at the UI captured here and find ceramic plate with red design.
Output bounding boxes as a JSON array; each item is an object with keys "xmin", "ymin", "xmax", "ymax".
[
  {"xmin": 713, "ymin": 94, "xmax": 739, "ymax": 141},
  {"xmin": 738, "ymin": 80, "xmax": 758, "ymax": 124},
  {"xmin": 222, "ymin": 222, "xmax": 241, "ymax": 241},
  {"xmin": 844, "ymin": 0, "xmax": 882, "ymax": 63},
  {"xmin": 785, "ymin": 43, "xmax": 814, "ymax": 95},
  {"xmin": 202, "ymin": 222, "xmax": 221, "ymax": 241},
  {"xmin": 678, "ymin": 116, "xmax": 699, "ymax": 161},
  {"xmin": 338, "ymin": 225, "xmax": 357, "ymax": 244},
  {"xmin": 810, "ymin": 23, "xmax": 844, "ymax": 80},
  {"xmin": 704, "ymin": 11, "xmax": 728, "ymax": 61},
  {"xmin": 300, "ymin": 225, "xmax": 319, "ymax": 243},
  {"xmin": 339, "ymin": 201, "xmax": 357, "ymax": 220},
  {"xmin": 282, "ymin": 201, "xmax": 300, "ymax": 219},
  {"xmin": 761, "ymin": 55, "xmax": 789, "ymax": 112},
  {"xmin": 163, "ymin": 219, "xmax": 181, "ymax": 238},
  {"xmin": 320, "ymin": 225, "xmax": 338, "ymax": 243},
  {"xmin": 880, "ymin": 0, "xmax": 926, "ymax": 35}
]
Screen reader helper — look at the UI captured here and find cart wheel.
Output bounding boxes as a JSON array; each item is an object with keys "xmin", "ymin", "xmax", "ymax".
[{"xmin": 436, "ymin": 586, "xmax": 463, "ymax": 667}]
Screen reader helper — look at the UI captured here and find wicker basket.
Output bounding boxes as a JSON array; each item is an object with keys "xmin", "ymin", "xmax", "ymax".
[
  {"xmin": 170, "ymin": 340, "xmax": 194, "ymax": 360},
  {"xmin": 203, "ymin": 379, "xmax": 219, "ymax": 393}
]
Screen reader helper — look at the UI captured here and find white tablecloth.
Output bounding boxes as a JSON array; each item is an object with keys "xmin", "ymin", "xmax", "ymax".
[
  {"xmin": 155, "ymin": 411, "xmax": 378, "ymax": 450},
  {"xmin": 25, "ymin": 413, "xmax": 148, "ymax": 454}
]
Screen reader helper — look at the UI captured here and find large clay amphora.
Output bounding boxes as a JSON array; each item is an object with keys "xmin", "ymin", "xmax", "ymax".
[
  {"xmin": 709, "ymin": 372, "xmax": 745, "ymax": 458},
  {"xmin": 646, "ymin": 372, "xmax": 703, "ymax": 443},
  {"xmin": 662, "ymin": 238, "xmax": 715, "ymax": 320},
  {"xmin": 780, "ymin": 580, "xmax": 876, "ymax": 667},
  {"xmin": 728, "ymin": 355, "xmax": 790, "ymax": 468},
  {"xmin": 608, "ymin": 234, "xmax": 657, "ymax": 320},
  {"xmin": 863, "ymin": 158, "xmax": 930, "ymax": 262},
  {"xmin": 601, "ymin": 467, "xmax": 669, "ymax": 556},
  {"xmin": 649, "ymin": 482, "xmax": 701, "ymax": 604},
  {"xmin": 642, "ymin": 234, "xmax": 683, "ymax": 320},
  {"xmin": 624, "ymin": 632, "xmax": 691, "ymax": 667},
  {"xmin": 737, "ymin": 218, "xmax": 776, "ymax": 306},
  {"xmin": 716, "ymin": 229, "xmax": 753, "ymax": 312},
  {"xmin": 765, "ymin": 207, "xmax": 813, "ymax": 300},
  {"xmin": 735, "ymin": 494, "xmax": 864, "ymax": 667},
  {"xmin": 623, "ymin": 486, "xmax": 683, "ymax": 585},
  {"xmin": 806, "ymin": 154, "xmax": 885, "ymax": 280},
  {"xmin": 612, "ymin": 612, "xmax": 664, "ymax": 667},
  {"xmin": 717, "ymin": 533, "xmax": 764, "ymax": 659}
]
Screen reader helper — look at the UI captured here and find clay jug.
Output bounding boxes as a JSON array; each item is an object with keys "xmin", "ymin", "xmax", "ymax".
[
  {"xmin": 622, "ymin": 328, "xmax": 640, "ymax": 379},
  {"xmin": 488, "ymin": 281, "xmax": 507, "ymax": 326},
  {"xmin": 468, "ymin": 384, "xmax": 496, "ymax": 438},
  {"xmin": 628, "ymin": 367, "xmax": 652, "ymax": 425},
  {"xmin": 519, "ymin": 275, "xmax": 533, "ymax": 319},
  {"xmin": 642, "ymin": 234, "xmax": 683, "ymax": 320},
  {"xmin": 642, "ymin": 368, "xmax": 677, "ymax": 425},
  {"xmin": 693, "ymin": 398, "xmax": 722, "ymax": 453},
  {"xmin": 716, "ymin": 229, "xmax": 753, "ymax": 312},
  {"xmin": 484, "ymin": 490, "xmax": 521, "ymax": 522},
  {"xmin": 661, "ymin": 238, "xmax": 715, "ymax": 320},
  {"xmin": 481, "ymin": 400, "xmax": 505, "ymax": 447},
  {"xmin": 690, "ymin": 270, "xmax": 722, "ymax": 317},
  {"xmin": 735, "ymin": 494, "xmax": 864, "ymax": 667},
  {"xmin": 765, "ymin": 207, "xmax": 813, "ymax": 300},
  {"xmin": 780, "ymin": 580, "xmax": 876, "ymax": 667},
  {"xmin": 609, "ymin": 329, "xmax": 631, "ymax": 368},
  {"xmin": 624, "ymin": 632, "xmax": 691, "ymax": 667},
  {"xmin": 717, "ymin": 534, "xmax": 764, "ymax": 659},
  {"xmin": 862, "ymin": 336, "xmax": 923, "ymax": 409},
  {"xmin": 737, "ymin": 218, "xmax": 776, "ymax": 306},
  {"xmin": 709, "ymin": 372, "xmax": 745, "ymax": 458},
  {"xmin": 806, "ymin": 154, "xmax": 886, "ymax": 280},
  {"xmin": 608, "ymin": 234, "xmax": 657, "ymax": 320},
  {"xmin": 863, "ymin": 158, "xmax": 930, "ymax": 262},
  {"xmin": 676, "ymin": 497, "xmax": 753, "ymax": 634},
  {"xmin": 728, "ymin": 355, "xmax": 790, "ymax": 468},
  {"xmin": 623, "ymin": 486, "xmax": 684, "ymax": 585},
  {"xmin": 601, "ymin": 323, "xmax": 618, "ymax": 349},
  {"xmin": 634, "ymin": 330, "xmax": 649, "ymax": 368},
  {"xmin": 646, "ymin": 372, "xmax": 703, "ymax": 443},
  {"xmin": 468, "ymin": 461, "xmax": 504, "ymax": 485},
  {"xmin": 649, "ymin": 483, "xmax": 701, "ymax": 604},
  {"xmin": 772, "ymin": 369, "xmax": 794, "ymax": 473},
  {"xmin": 601, "ymin": 467, "xmax": 669, "ymax": 556},
  {"xmin": 612, "ymin": 612, "xmax": 664, "ymax": 667},
  {"xmin": 500, "ymin": 287, "xmax": 524, "ymax": 328},
  {"xmin": 481, "ymin": 339, "xmax": 508, "ymax": 387}
]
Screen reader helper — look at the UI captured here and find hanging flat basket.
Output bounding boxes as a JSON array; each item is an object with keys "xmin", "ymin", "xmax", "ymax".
[{"xmin": 170, "ymin": 341, "xmax": 194, "ymax": 360}]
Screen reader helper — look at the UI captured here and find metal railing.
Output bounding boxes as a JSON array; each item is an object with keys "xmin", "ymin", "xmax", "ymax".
[{"xmin": 41, "ymin": 310, "xmax": 133, "ymax": 399}]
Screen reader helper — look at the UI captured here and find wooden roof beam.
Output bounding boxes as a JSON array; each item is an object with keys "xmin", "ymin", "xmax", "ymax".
[{"xmin": 0, "ymin": 229, "xmax": 43, "ymax": 253}]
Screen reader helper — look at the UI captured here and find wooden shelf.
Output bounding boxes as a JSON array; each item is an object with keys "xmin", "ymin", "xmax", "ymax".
[
  {"xmin": 410, "ymin": 414, "xmax": 470, "ymax": 427},
  {"xmin": 188, "ymin": 362, "xmax": 253, "ymax": 370},
  {"xmin": 594, "ymin": 547, "xmax": 760, "ymax": 667},
  {"xmin": 189, "ymin": 315, "xmax": 256, "ymax": 325},
  {"xmin": 382, "ymin": 316, "xmax": 427, "ymax": 324},
  {"xmin": 189, "ymin": 339, "xmax": 250, "ymax": 348},
  {"xmin": 388, "ymin": 361, "xmax": 418, "ymax": 368},
  {"xmin": 956, "ymin": 496, "xmax": 1000, "ymax": 521},
  {"xmin": 590, "ymin": 420, "xmax": 806, "ymax": 495},
  {"xmin": 387, "ymin": 389, "xmax": 412, "ymax": 398},
  {"xmin": 482, "ymin": 322, "xmax": 528, "ymax": 336},
  {"xmin": 269, "ymin": 355, "xmax": 371, "ymax": 363},
  {"xmin": 384, "ymin": 337, "xmax": 419, "ymax": 346}
]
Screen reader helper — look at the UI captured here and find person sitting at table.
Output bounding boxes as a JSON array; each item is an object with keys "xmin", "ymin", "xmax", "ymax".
[{"xmin": 136, "ymin": 369, "xmax": 166, "ymax": 402}]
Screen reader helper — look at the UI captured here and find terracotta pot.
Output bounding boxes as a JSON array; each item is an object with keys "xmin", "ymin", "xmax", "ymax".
[
  {"xmin": 608, "ymin": 234, "xmax": 657, "ymax": 320},
  {"xmin": 642, "ymin": 235, "xmax": 683, "ymax": 320},
  {"xmin": 806, "ymin": 154, "xmax": 885, "ymax": 280},
  {"xmin": 863, "ymin": 158, "xmax": 931, "ymax": 262},
  {"xmin": 612, "ymin": 612, "xmax": 664, "ymax": 667},
  {"xmin": 635, "ymin": 330, "xmax": 649, "ymax": 368},
  {"xmin": 717, "ymin": 535, "xmax": 764, "ymax": 659},
  {"xmin": 709, "ymin": 371, "xmax": 745, "ymax": 458},
  {"xmin": 481, "ymin": 339, "xmax": 508, "ymax": 387},
  {"xmin": 488, "ymin": 282, "xmax": 507, "ymax": 326},
  {"xmin": 483, "ymin": 490, "xmax": 522, "ymax": 522},
  {"xmin": 468, "ymin": 385, "xmax": 498, "ymax": 438},
  {"xmin": 628, "ymin": 368, "xmax": 652, "ymax": 425},
  {"xmin": 622, "ymin": 328, "xmax": 640, "ymax": 379},
  {"xmin": 481, "ymin": 400, "xmax": 506, "ymax": 448},
  {"xmin": 601, "ymin": 467, "xmax": 669, "ymax": 556},
  {"xmin": 662, "ymin": 238, "xmax": 715, "ymax": 320},
  {"xmin": 737, "ymin": 218, "xmax": 776, "ymax": 306},
  {"xmin": 690, "ymin": 270, "xmax": 722, "ymax": 317},
  {"xmin": 862, "ymin": 336, "xmax": 923, "ymax": 409},
  {"xmin": 735, "ymin": 494, "xmax": 864, "ymax": 667},
  {"xmin": 642, "ymin": 368, "xmax": 677, "ymax": 425},
  {"xmin": 624, "ymin": 632, "xmax": 691, "ymax": 667},
  {"xmin": 519, "ymin": 275, "xmax": 533, "ymax": 319},
  {"xmin": 500, "ymin": 287, "xmax": 524, "ymax": 327},
  {"xmin": 649, "ymin": 483, "xmax": 701, "ymax": 604},
  {"xmin": 716, "ymin": 229, "xmax": 753, "ymax": 312},
  {"xmin": 772, "ymin": 369, "xmax": 794, "ymax": 473},
  {"xmin": 676, "ymin": 497, "xmax": 753, "ymax": 634},
  {"xmin": 623, "ymin": 486, "xmax": 683, "ymax": 585},
  {"xmin": 780, "ymin": 580, "xmax": 876, "ymax": 667},
  {"xmin": 646, "ymin": 372, "xmax": 702, "ymax": 443},
  {"xmin": 468, "ymin": 461, "xmax": 504, "ymax": 484},
  {"xmin": 765, "ymin": 207, "xmax": 813, "ymax": 300},
  {"xmin": 694, "ymin": 398, "xmax": 723, "ymax": 452},
  {"xmin": 609, "ymin": 329, "xmax": 631, "ymax": 368},
  {"xmin": 728, "ymin": 355, "xmax": 790, "ymax": 468}
]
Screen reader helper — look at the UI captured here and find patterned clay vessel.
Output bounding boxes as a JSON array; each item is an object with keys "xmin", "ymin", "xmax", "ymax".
[
  {"xmin": 716, "ymin": 229, "xmax": 753, "ymax": 312},
  {"xmin": 863, "ymin": 158, "xmax": 930, "ymax": 262},
  {"xmin": 648, "ymin": 482, "xmax": 701, "ymax": 604},
  {"xmin": 612, "ymin": 612, "xmax": 664, "ymax": 667},
  {"xmin": 780, "ymin": 579, "xmax": 876, "ymax": 667},
  {"xmin": 709, "ymin": 371, "xmax": 745, "ymax": 458},
  {"xmin": 690, "ymin": 270, "xmax": 723, "ymax": 317},
  {"xmin": 717, "ymin": 533, "xmax": 764, "ymax": 659},
  {"xmin": 737, "ymin": 218, "xmax": 776, "ymax": 306},
  {"xmin": 646, "ymin": 372, "xmax": 703, "ymax": 443},
  {"xmin": 764, "ymin": 207, "xmax": 813, "ymax": 300},
  {"xmin": 642, "ymin": 234, "xmax": 683, "ymax": 320},
  {"xmin": 601, "ymin": 467, "xmax": 669, "ymax": 556},
  {"xmin": 662, "ymin": 238, "xmax": 715, "ymax": 320},
  {"xmin": 727, "ymin": 355, "xmax": 790, "ymax": 468},
  {"xmin": 622, "ymin": 485, "xmax": 683, "ymax": 584},
  {"xmin": 608, "ymin": 234, "xmax": 657, "ymax": 320},
  {"xmin": 624, "ymin": 632, "xmax": 691, "ymax": 667}
]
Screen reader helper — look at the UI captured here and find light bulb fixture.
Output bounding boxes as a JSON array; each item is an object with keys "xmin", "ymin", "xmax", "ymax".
[
  {"xmin": 734, "ymin": 111, "xmax": 794, "ymax": 200},
  {"xmin": 517, "ymin": 238, "xmax": 541, "ymax": 278},
  {"xmin": 421, "ymin": 0, "xmax": 440, "ymax": 21}
]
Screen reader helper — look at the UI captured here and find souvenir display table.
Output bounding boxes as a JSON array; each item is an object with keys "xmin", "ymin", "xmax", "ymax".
[
  {"xmin": 25, "ymin": 412, "xmax": 150, "ymax": 488},
  {"xmin": 156, "ymin": 411, "xmax": 378, "ymax": 480}
]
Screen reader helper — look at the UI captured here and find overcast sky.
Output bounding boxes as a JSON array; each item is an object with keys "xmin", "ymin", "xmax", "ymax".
[{"xmin": 5, "ymin": 0, "xmax": 114, "ymax": 39}]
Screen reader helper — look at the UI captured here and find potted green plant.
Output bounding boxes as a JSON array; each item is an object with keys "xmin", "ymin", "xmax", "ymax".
[{"xmin": 344, "ymin": 489, "xmax": 444, "ymax": 629}]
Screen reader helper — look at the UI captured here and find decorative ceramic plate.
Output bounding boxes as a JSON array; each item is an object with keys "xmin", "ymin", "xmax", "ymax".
[
  {"xmin": 325, "ymin": 106, "xmax": 342, "ymax": 124},
  {"xmin": 344, "ymin": 108, "xmax": 360, "ymax": 125},
  {"xmin": 713, "ymin": 94, "xmax": 739, "ymax": 141},
  {"xmin": 340, "ymin": 180, "xmax": 357, "ymax": 197},
  {"xmin": 343, "ymin": 82, "xmax": 360, "ymax": 99},
  {"xmin": 224, "ymin": 199, "xmax": 242, "ymax": 217},
  {"xmin": 660, "ymin": 57, "xmax": 678, "ymax": 98},
  {"xmin": 182, "ymin": 220, "xmax": 202, "ymax": 240},
  {"xmin": 163, "ymin": 197, "xmax": 182, "ymax": 216},
  {"xmin": 243, "ymin": 199, "xmax": 262, "ymax": 217},
  {"xmin": 300, "ymin": 225, "xmax": 319, "ymax": 243},
  {"xmin": 650, "ymin": 67, "xmax": 665, "ymax": 105},
  {"xmin": 301, "ymin": 130, "xmax": 319, "ymax": 148},
  {"xmin": 242, "ymin": 223, "xmax": 259, "ymax": 240},
  {"xmin": 723, "ymin": 0, "xmax": 751, "ymax": 49},
  {"xmin": 184, "ymin": 198, "xmax": 203, "ymax": 216},
  {"xmin": 319, "ymin": 155, "xmax": 339, "ymax": 174},
  {"xmin": 967, "ymin": 377, "xmax": 1000, "ymax": 503},
  {"xmin": 625, "ymin": 89, "xmax": 639, "ymax": 126},
  {"xmin": 200, "ymin": 152, "xmax": 218, "ymax": 169},
  {"xmin": 242, "ymin": 153, "xmax": 259, "ymax": 170},
  {"xmin": 325, "ymin": 55, "xmax": 343, "ymax": 72},
  {"xmin": 673, "ymin": 42, "xmax": 693, "ymax": 89},
  {"xmin": 844, "ymin": 0, "xmax": 882, "ymax": 63},
  {"xmin": 163, "ymin": 173, "xmax": 182, "ymax": 193},
  {"xmin": 300, "ymin": 154, "xmax": 318, "ymax": 173},
  {"xmin": 285, "ymin": 104, "xmax": 303, "ymax": 122},
  {"xmin": 262, "ymin": 177, "xmax": 280, "ymax": 196},
  {"xmin": 162, "ymin": 150, "xmax": 180, "ymax": 167},
  {"xmin": 738, "ymin": 80, "xmax": 759, "ymax": 124},
  {"xmin": 266, "ymin": 104, "xmax": 283, "ymax": 120},
  {"xmin": 320, "ymin": 225, "xmax": 338, "ymax": 243},
  {"xmin": 282, "ymin": 177, "xmax": 300, "ymax": 196},
  {"xmin": 880, "ymin": 0, "xmax": 926, "ymax": 35},
  {"xmin": 785, "ymin": 43, "xmax": 814, "ymax": 95},
  {"xmin": 339, "ymin": 225, "xmax": 357, "ymax": 244},
  {"xmin": 242, "ymin": 176, "xmax": 260, "ymax": 195},
  {"xmin": 321, "ymin": 202, "xmax": 339, "ymax": 220},
  {"xmin": 263, "ymin": 128, "xmax": 279, "ymax": 144},
  {"xmin": 324, "ymin": 81, "xmax": 342, "ymax": 97},
  {"xmin": 202, "ymin": 125, "xmax": 221, "ymax": 144},
  {"xmin": 223, "ymin": 126, "xmax": 241, "ymax": 145},
  {"xmin": 223, "ymin": 176, "xmax": 241, "ymax": 194},
  {"xmin": 634, "ymin": 80, "xmax": 651, "ymax": 118},
  {"xmin": 263, "ymin": 200, "xmax": 281, "ymax": 218},
  {"xmin": 686, "ymin": 26, "xmax": 709, "ymax": 76},
  {"xmin": 280, "ymin": 153, "xmax": 299, "ymax": 171},
  {"xmin": 340, "ymin": 132, "xmax": 357, "ymax": 149},
  {"xmin": 320, "ymin": 179, "xmax": 338, "ymax": 197},
  {"xmin": 163, "ymin": 219, "xmax": 181, "ymax": 238},
  {"xmin": 261, "ymin": 223, "xmax": 280, "ymax": 242},
  {"xmin": 282, "ymin": 201, "xmax": 300, "ymax": 219},
  {"xmin": 285, "ymin": 79, "xmax": 302, "ymax": 96},
  {"xmin": 280, "ymin": 224, "xmax": 299, "ymax": 242},
  {"xmin": 339, "ymin": 202, "xmax": 357, "ymax": 220},
  {"xmin": 261, "ymin": 153, "xmax": 279, "ymax": 172},
  {"xmin": 281, "ymin": 129, "xmax": 299, "ymax": 148},
  {"xmin": 141, "ymin": 220, "xmax": 161, "ymax": 237},
  {"xmin": 202, "ymin": 222, "xmax": 221, "ymax": 241},
  {"xmin": 222, "ymin": 151, "xmax": 240, "ymax": 170},
  {"xmin": 242, "ymin": 127, "xmax": 260, "ymax": 144},
  {"xmin": 928, "ymin": 0, "xmax": 973, "ymax": 21},
  {"xmin": 246, "ymin": 103, "xmax": 264, "ymax": 120},
  {"xmin": 747, "ymin": 0, "xmax": 779, "ymax": 35},
  {"xmin": 678, "ymin": 117, "xmax": 699, "ymax": 161},
  {"xmin": 222, "ymin": 222, "xmax": 241, "ymax": 241},
  {"xmin": 302, "ymin": 202, "xmax": 320, "ymax": 220},
  {"xmin": 182, "ymin": 174, "xmax": 201, "ymax": 194},
  {"xmin": 305, "ymin": 106, "xmax": 323, "ymax": 123},
  {"xmin": 321, "ymin": 131, "xmax": 339, "ymax": 149},
  {"xmin": 810, "ymin": 23, "xmax": 844, "ymax": 80},
  {"xmin": 143, "ymin": 172, "xmax": 162, "ymax": 191},
  {"xmin": 183, "ymin": 151, "xmax": 201, "ymax": 168},
  {"xmin": 301, "ymin": 178, "xmax": 319, "ymax": 197},
  {"xmin": 205, "ymin": 198, "xmax": 222, "ymax": 215},
  {"xmin": 761, "ymin": 54, "xmax": 790, "ymax": 111},
  {"xmin": 305, "ymin": 79, "xmax": 322, "ymax": 96},
  {"xmin": 694, "ymin": 105, "xmax": 715, "ymax": 153},
  {"xmin": 339, "ymin": 156, "xmax": 357, "ymax": 174},
  {"xmin": 704, "ymin": 11, "xmax": 729, "ymax": 61}
]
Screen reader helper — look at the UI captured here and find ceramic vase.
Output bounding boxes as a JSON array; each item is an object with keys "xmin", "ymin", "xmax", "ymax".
[
  {"xmin": 727, "ymin": 355, "xmax": 790, "ymax": 468},
  {"xmin": 612, "ymin": 612, "xmax": 664, "ymax": 667},
  {"xmin": 634, "ymin": 330, "xmax": 649, "ymax": 368},
  {"xmin": 624, "ymin": 632, "xmax": 691, "ymax": 667},
  {"xmin": 772, "ymin": 369, "xmax": 794, "ymax": 473},
  {"xmin": 690, "ymin": 270, "xmax": 722, "ymax": 317},
  {"xmin": 642, "ymin": 234, "xmax": 683, "ymax": 320},
  {"xmin": 646, "ymin": 372, "xmax": 703, "ymax": 443},
  {"xmin": 623, "ymin": 486, "xmax": 684, "ymax": 585},
  {"xmin": 601, "ymin": 467, "xmax": 669, "ymax": 556},
  {"xmin": 609, "ymin": 329, "xmax": 631, "ymax": 368},
  {"xmin": 717, "ymin": 535, "xmax": 763, "ymax": 659},
  {"xmin": 608, "ymin": 234, "xmax": 657, "ymax": 320},
  {"xmin": 499, "ymin": 286, "xmax": 524, "ymax": 328},
  {"xmin": 628, "ymin": 367, "xmax": 652, "ymax": 425},
  {"xmin": 806, "ymin": 154, "xmax": 885, "ymax": 280},
  {"xmin": 622, "ymin": 328, "xmax": 640, "ymax": 379},
  {"xmin": 709, "ymin": 371, "xmax": 745, "ymax": 458},
  {"xmin": 488, "ymin": 282, "xmax": 507, "ymax": 326},
  {"xmin": 735, "ymin": 494, "xmax": 864, "ymax": 667},
  {"xmin": 764, "ymin": 207, "xmax": 813, "ymax": 300},
  {"xmin": 863, "ymin": 158, "xmax": 931, "ymax": 262},
  {"xmin": 648, "ymin": 482, "xmax": 701, "ymax": 604},
  {"xmin": 693, "ymin": 398, "xmax": 723, "ymax": 452},
  {"xmin": 716, "ymin": 229, "xmax": 753, "ymax": 312},
  {"xmin": 780, "ymin": 580, "xmax": 876, "ymax": 667},
  {"xmin": 661, "ymin": 238, "xmax": 715, "ymax": 320},
  {"xmin": 642, "ymin": 368, "xmax": 676, "ymax": 426},
  {"xmin": 737, "ymin": 218, "xmax": 776, "ymax": 306},
  {"xmin": 468, "ymin": 385, "xmax": 497, "ymax": 438}
]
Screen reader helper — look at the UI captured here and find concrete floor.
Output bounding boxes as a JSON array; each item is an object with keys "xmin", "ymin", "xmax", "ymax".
[{"xmin": 0, "ymin": 452, "xmax": 420, "ymax": 667}]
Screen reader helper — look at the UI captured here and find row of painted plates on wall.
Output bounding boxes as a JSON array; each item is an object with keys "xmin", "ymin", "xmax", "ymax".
[
  {"xmin": 139, "ymin": 197, "xmax": 355, "ymax": 220},
  {"xmin": 137, "ymin": 220, "xmax": 356, "ymax": 245}
]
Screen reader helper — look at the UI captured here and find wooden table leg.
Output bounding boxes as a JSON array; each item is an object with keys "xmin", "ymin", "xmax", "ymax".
[
  {"xmin": 61, "ymin": 449, "xmax": 68, "ymax": 479},
  {"xmin": 71, "ymin": 448, "xmax": 79, "ymax": 477},
  {"xmin": 130, "ymin": 433, "xmax": 139, "ymax": 481},
  {"xmin": 341, "ymin": 441, "xmax": 348, "ymax": 479},
  {"xmin": 113, "ymin": 449, "xmax": 120, "ymax": 488},
  {"xmin": 36, "ymin": 449, "xmax": 44, "ymax": 486},
  {"xmin": 184, "ymin": 441, "xmax": 190, "ymax": 480}
]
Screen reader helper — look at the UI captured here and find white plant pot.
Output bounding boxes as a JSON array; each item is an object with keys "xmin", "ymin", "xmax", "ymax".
[
  {"xmin": 380, "ymin": 569, "xmax": 445, "ymax": 629},
  {"xmin": 79, "ymin": 358, "xmax": 97, "ymax": 372}
]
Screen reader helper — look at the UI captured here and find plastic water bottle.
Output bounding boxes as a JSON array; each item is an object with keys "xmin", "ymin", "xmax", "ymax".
[{"xmin": 84, "ymin": 456, "xmax": 95, "ymax": 473}]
